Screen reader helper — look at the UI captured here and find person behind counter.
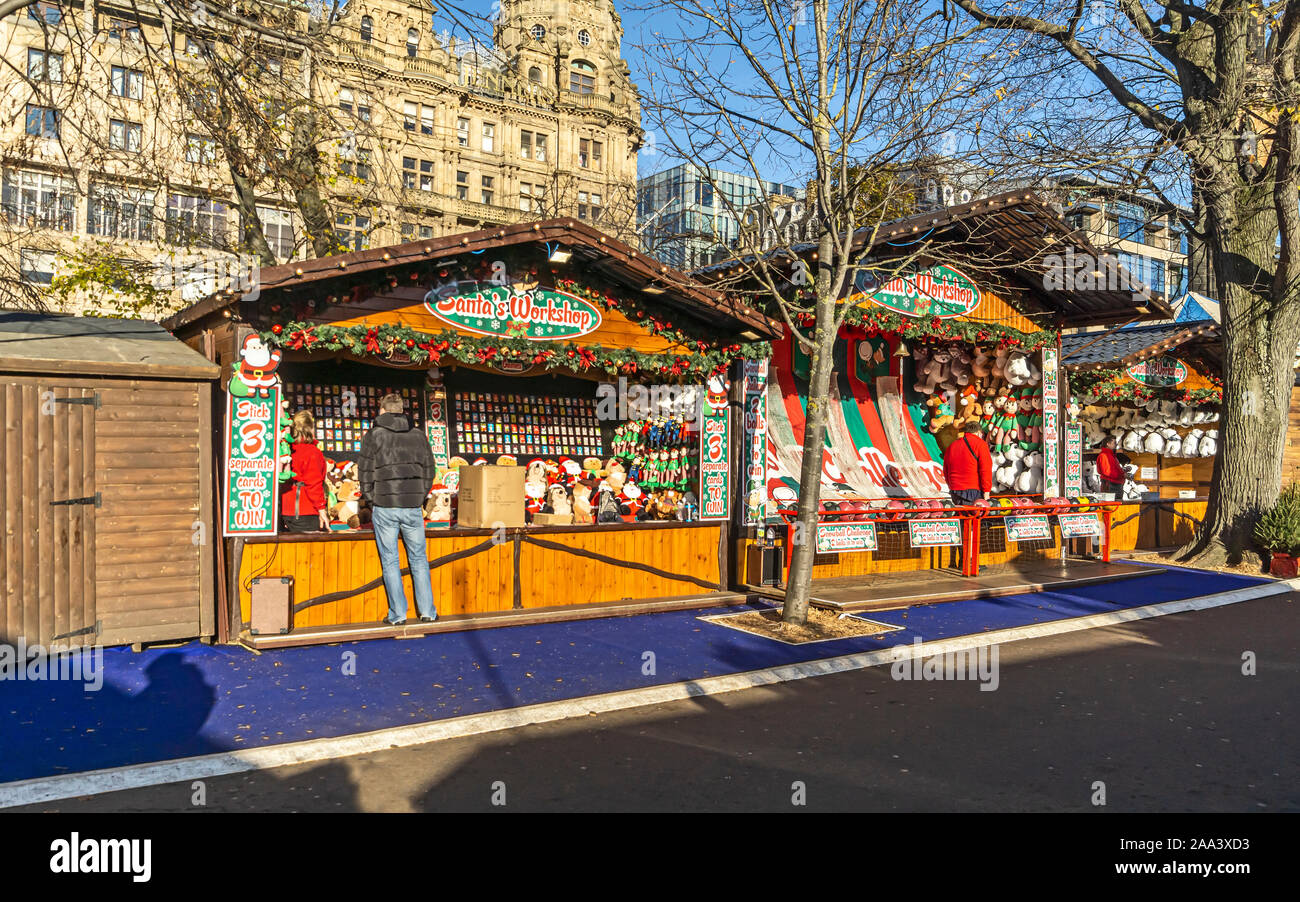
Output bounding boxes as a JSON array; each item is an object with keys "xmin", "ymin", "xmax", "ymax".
[
  {"xmin": 1095, "ymin": 435, "xmax": 1126, "ymax": 497},
  {"xmin": 358, "ymin": 392, "xmax": 438, "ymax": 626},
  {"xmin": 281, "ymin": 410, "xmax": 329, "ymax": 533}
]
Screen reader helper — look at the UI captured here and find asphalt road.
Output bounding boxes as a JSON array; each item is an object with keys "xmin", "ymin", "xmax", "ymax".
[{"xmin": 16, "ymin": 593, "xmax": 1298, "ymax": 813}]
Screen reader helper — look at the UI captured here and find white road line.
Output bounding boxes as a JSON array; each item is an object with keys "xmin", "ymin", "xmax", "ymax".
[{"xmin": 2, "ymin": 577, "xmax": 1294, "ymax": 808}]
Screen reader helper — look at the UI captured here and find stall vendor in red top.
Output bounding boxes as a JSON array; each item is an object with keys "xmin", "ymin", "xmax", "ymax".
[
  {"xmin": 943, "ymin": 420, "xmax": 992, "ymax": 506},
  {"xmin": 1095, "ymin": 435, "xmax": 1126, "ymax": 497},
  {"xmin": 281, "ymin": 410, "xmax": 329, "ymax": 533}
]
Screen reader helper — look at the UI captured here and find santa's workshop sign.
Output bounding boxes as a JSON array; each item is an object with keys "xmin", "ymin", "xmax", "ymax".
[
  {"xmin": 1126, "ymin": 356, "xmax": 1187, "ymax": 387},
  {"xmin": 849, "ymin": 264, "xmax": 982, "ymax": 319},
  {"xmin": 424, "ymin": 283, "xmax": 602, "ymax": 340},
  {"xmin": 223, "ymin": 335, "xmax": 284, "ymax": 536}
]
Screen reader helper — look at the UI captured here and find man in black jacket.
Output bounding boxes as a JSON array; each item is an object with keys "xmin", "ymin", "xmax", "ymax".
[{"xmin": 358, "ymin": 393, "xmax": 438, "ymax": 625}]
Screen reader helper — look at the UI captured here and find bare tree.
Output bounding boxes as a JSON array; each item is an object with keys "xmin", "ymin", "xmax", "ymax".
[
  {"xmin": 949, "ymin": 0, "xmax": 1300, "ymax": 567},
  {"xmin": 636, "ymin": 0, "xmax": 1027, "ymax": 623}
]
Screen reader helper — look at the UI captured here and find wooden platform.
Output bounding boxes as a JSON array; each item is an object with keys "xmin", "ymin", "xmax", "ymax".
[
  {"xmin": 243, "ymin": 590, "xmax": 751, "ymax": 649},
  {"xmin": 749, "ymin": 559, "xmax": 1162, "ymax": 613}
]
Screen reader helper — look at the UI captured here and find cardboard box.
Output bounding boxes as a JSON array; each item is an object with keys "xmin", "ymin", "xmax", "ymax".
[
  {"xmin": 457, "ymin": 465, "xmax": 525, "ymax": 527},
  {"xmin": 532, "ymin": 512, "xmax": 574, "ymax": 526}
]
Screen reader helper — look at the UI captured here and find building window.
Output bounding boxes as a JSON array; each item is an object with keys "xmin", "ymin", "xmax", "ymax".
[
  {"xmin": 481, "ymin": 122, "xmax": 495, "ymax": 152},
  {"xmin": 570, "ymin": 60, "xmax": 595, "ymax": 94},
  {"xmin": 89, "ymin": 184, "xmax": 154, "ymax": 240},
  {"xmin": 421, "ymin": 105, "xmax": 434, "ymax": 136},
  {"xmin": 338, "ymin": 88, "xmax": 369, "ymax": 122},
  {"xmin": 481, "ymin": 175, "xmax": 494, "ymax": 205},
  {"xmin": 401, "ymin": 222, "xmax": 432, "ymax": 240},
  {"xmin": 456, "ymin": 170, "xmax": 469, "ymax": 200},
  {"xmin": 400, "ymin": 222, "xmax": 414, "ymax": 240},
  {"xmin": 519, "ymin": 183, "xmax": 532, "ymax": 212},
  {"xmin": 25, "ymin": 104, "xmax": 59, "ymax": 139},
  {"xmin": 20, "ymin": 248, "xmax": 56, "ymax": 285},
  {"xmin": 591, "ymin": 192, "xmax": 603, "ymax": 221},
  {"xmin": 578, "ymin": 191, "xmax": 589, "ymax": 220},
  {"xmin": 334, "ymin": 212, "xmax": 370, "ymax": 251},
  {"xmin": 107, "ymin": 18, "xmax": 141, "ymax": 40},
  {"xmin": 166, "ymin": 194, "xmax": 229, "ymax": 248},
  {"xmin": 1114, "ymin": 201, "xmax": 1147, "ymax": 244},
  {"xmin": 3, "ymin": 170, "xmax": 77, "ymax": 231},
  {"xmin": 402, "ymin": 157, "xmax": 434, "ymax": 191},
  {"xmin": 110, "ymin": 66, "xmax": 144, "ymax": 99},
  {"xmin": 407, "ymin": 28, "xmax": 419, "ymax": 58},
  {"xmin": 360, "ymin": 16, "xmax": 373, "ymax": 42},
  {"xmin": 531, "ymin": 24, "xmax": 546, "ymax": 42},
  {"xmin": 109, "ymin": 119, "xmax": 142, "ymax": 152},
  {"xmin": 338, "ymin": 147, "xmax": 371, "ymax": 181},
  {"xmin": 404, "ymin": 101, "xmax": 417, "ymax": 131},
  {"xmin": 27, "ymin": 2, "xmax": 60, "ymax": 24},
  {"xmin": 528, "ymin": 66, "xmax": 542, "ymax": 83},
  {"xmin": 578, "ymin": 29, "xmax": 591, "ymax": 46},
  {"xmin": 27, "ymin": 49, "xmax": 63, "ymax": 83},
  {"xmin": 534, "ymin": 133, "xmax": 548, "ymax": 163},
  {"xmin": 185, "ymin": 134, "xmax": 217, "ymax": 164},
  {"xmin": 520, "ymin": 130, "xmax": 532, "ymax": 159},
  {"xmin": 457, "ymin": 117, "xmax": 469, "ymax": 146},
  {"xmin": 257, "ymin": 206, "xmax": 295, "ymax": 261},
  {"xmin": 578, "ymin": 138, "xmax": 602, "ymax": 169}
]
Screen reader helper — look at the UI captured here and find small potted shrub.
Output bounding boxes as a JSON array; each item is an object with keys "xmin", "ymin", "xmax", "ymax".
[{"xmin": 1254, "ymin": 484, "xmax": 1300, "ymax": 577}]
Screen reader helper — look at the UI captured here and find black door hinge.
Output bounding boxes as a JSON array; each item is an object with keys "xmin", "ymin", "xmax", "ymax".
[
  {"xmin": 55, "ymin": 394, "xmax": 101, "ymax": 409},
  {"xmin": 51, "ymin": 493, "xmax": 101, "ymax": 507}
]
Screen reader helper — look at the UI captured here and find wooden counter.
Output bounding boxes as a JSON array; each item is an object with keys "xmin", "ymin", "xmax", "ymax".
[{"xmin": 232, "ymin": 521, "xmax": 727, "ymax": 631}]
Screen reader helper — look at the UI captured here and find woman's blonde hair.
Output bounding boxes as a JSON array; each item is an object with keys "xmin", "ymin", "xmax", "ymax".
[{"xmin": 290, "ymin": 410, "xmax": 316, "ymax": 443}]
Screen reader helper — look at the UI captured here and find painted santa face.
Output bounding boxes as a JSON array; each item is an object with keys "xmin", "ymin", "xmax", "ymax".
[{"xmin": 242, "ymin": 337, "xmax": 272, "ymax": 367}]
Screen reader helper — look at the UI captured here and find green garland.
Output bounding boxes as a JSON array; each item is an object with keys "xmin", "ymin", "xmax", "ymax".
[
  {"xmin": 784, "ymin": 302, "xmax": 1058, "ymax": 351},
  {"xmin": 266, "ymin": 320, "xmax": 771, "ymax": 379},
  {"xmin": 1071, "ymin": 367, "xmax": 1223, "ymax": 406}
]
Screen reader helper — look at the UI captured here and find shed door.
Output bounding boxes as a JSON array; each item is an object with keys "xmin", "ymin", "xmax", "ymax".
[
  {"xmin": 94, "ymin": 382, "xmax": 206, "ymax": 646},
  {"xmin": 1, "ymin": 383, "xmax": 98, "ymax": 648}
]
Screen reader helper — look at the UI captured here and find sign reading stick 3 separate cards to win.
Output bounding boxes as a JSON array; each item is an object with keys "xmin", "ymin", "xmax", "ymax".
[
  {"xmin": 223, "ymin": 389, "xmax": 282, "ymax": 536},
  {"xmin": 908, "ymin": 518, "xmax": 962, "ymax": 547}
]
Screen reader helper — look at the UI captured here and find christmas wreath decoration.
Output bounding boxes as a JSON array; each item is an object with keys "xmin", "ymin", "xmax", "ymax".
[{"xmin": 1070, "ymin": 367, "xmax": 1223, "ymax": 406}]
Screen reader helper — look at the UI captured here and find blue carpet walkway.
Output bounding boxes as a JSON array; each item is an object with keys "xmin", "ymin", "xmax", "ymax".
[{"xmin": 0, "ymin": 564, "xmax": 1269, "ymax": 784}]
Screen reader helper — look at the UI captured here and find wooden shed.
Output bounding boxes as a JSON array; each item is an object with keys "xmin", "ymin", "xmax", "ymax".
[{"xmin": 0, "ymin": 313, "xmax": 221, "ymax": 649}]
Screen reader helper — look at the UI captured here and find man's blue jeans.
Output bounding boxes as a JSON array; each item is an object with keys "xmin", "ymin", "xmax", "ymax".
[{"xmin": 371, "ymin": 506, "xmax": 436, "ymax": 623}]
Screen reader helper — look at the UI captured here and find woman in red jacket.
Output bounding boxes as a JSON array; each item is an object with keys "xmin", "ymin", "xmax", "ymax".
[
  {"xmin": 1095, "ymin": 436, "xmax": 1126, "ymax": 497},
  {"xmin": 280, "ymin": 411, "xmax": 329, "ymax": 533}
]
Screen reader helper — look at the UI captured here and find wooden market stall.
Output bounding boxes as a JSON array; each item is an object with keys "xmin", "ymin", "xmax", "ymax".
[
  {"xmin": 692, "ymin": 190, "xmax": 1175, "ymax": 593},
  {"xmin": 0, "ymin": 313, "xmax": 221, "ymax": 648},
  {"xmin": 1063, "ymin": 318, "xmax": 1223, "ymax": 552},
  {"xmin": 164, "ymin": 219, "xmax": 780, "ymax": 647}
]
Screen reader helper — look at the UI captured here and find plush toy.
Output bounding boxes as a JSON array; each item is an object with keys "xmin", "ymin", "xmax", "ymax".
[
  {"xmin": 919, "ymin": 348, "xmax": 950, "ymax": 395},
  {"xmin": 911, "ymin": 345, "xmax": 933, "ymax": 394},
  {"xmin": 572, "ymin": 482, "xmax": 595, "ymax": 523},
  {"xmin": 1004, "ymin": 351, "xmax": 1033, "ymax": 386},
  {"xmin": 971, "ymin": 346, "xmax": 994, "ymax": 380},
  {"xmin": 954, "ymin": 383, "xmax": 982, "ymax": 428},
  {"xmin": 926, "ymin": 393, "xmax": 955, "ymax": 433},
  {"xmin": 543, "ymin": 483, "xmax": 572, "ymax": 517},
  {"xmin": 945, "ymin": 345, "xmax": 973, "ymax": 389},
  {"xmin": 992, "ymin": 346, "xmax": 1011, "ymax": 381},
  {"xmin": 423, "ymin": 491, "xmax": 452, "ymax": 524},
  {"xmin": 524, "ymin": 462, "xmax": 549, "ymax": 516}
]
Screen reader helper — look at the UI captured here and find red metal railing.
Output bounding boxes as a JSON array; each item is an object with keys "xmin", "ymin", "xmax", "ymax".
[{"xmin": 773, "ymin": 496, "xmax": 1121, "ymax": 580}]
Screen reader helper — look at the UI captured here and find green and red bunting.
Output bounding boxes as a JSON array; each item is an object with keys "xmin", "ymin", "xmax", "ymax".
[{"xmin": 263, "ymin": 320, "xmax": 771, "ymax": 379}]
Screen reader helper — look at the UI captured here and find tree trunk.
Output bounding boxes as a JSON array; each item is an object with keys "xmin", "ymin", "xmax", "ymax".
[
  {"xmin": 1177, "ymin": 192, "xmax": 1300, "ymax": 567},
  {"xmin": 230, "ymin": 167, "xmax": 278, "ymax": 267},
  {"xmin": 782, "ymin": 288, "xmax": 837, "ymax": 625}
]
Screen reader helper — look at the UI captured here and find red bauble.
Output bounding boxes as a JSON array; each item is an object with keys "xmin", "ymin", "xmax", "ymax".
[
  {"xmin": 406, "ymin": 339, "xmax": 416, "ymax": 348},
  {"xmin": 271, "ymin": 324, "xmax": 283, "ymax": 335}
]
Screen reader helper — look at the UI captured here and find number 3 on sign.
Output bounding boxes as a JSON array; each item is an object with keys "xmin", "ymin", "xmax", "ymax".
[{"xmin": 239, "ymin": 421, "xmax": 265, "ymax": 457}]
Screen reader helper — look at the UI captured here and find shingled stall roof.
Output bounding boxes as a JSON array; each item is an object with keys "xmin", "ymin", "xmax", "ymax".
[
  {"xmin": 163, "ymin": 219, "xmax": 781, "ymax": 339},
  {"xmin": 694, "ymin": 190, "xmax": 1175, "ymax": 327},
  {"xmin": 0, "ymin": 312, "xmax": 221, "ymax": 380},
  {"xmin": 1061, "ymin": 320, "xmax": 1221, "ymax": 371}
]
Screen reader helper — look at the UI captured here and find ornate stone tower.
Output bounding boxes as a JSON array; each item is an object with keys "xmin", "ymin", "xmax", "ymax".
[{"xmin": 493, "ymin": 0, "xmax": 640, "ymax": 120}]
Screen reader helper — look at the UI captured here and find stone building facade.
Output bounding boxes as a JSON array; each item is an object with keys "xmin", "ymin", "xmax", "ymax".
[{"xmin": 0, "ymin": 0, "xmax": 642, "ymax": 315}]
